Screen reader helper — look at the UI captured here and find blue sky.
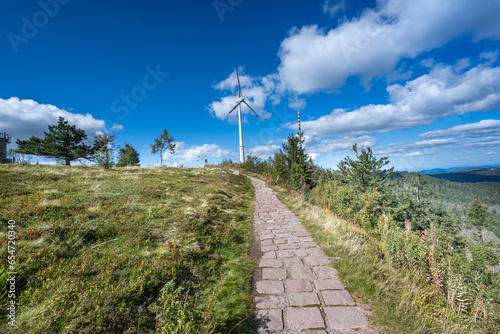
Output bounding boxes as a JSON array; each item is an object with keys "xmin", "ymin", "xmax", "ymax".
[{"xmin": 1, "ymin": 0, "xmax": 499, "ymax": 170}]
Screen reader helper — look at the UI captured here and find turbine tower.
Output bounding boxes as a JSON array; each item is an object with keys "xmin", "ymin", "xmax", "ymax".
[{"xmin": 228, "ymin": 67, "xmax": 259, "ymax": 163}]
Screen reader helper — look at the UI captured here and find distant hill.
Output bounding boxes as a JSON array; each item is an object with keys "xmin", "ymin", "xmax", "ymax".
[{"xmin": 425, "ymin": 167, "xmax": 500, "ymax": 183}]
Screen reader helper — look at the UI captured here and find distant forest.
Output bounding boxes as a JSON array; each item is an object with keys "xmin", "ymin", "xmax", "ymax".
[
  {"xmin": 392, "ymin": 171, "xmax": 500, "ymax": 237},
  {"xmin": 425, "ymin": 167, "xmax": 500, "ymax": 183}
]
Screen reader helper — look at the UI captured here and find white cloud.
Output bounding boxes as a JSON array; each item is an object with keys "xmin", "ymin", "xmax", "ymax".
[
  {"xmin": 313, "ymin": 135, "xmax": 376, "ymax": 153},
  {"xmin": 110, "ymin": 123, "xmax": 124, "ymax": 132},
  {"xmin": 0, "ymin": 97, "xmax": 108, "ymax": 141},
  {"xmin": 374, "ymin": 139, "xmax": 457, "ymax": 156},
  {"xmin": 486, "ymin": 151, "xmax": 498, "ymax": 155},
  {"xmin": 322, "ymin": 0, "xmax": 345, "ymax": 18},
  {"xmin": 460, "ymin": 136, "xmax": 500, "ymax": 149},
  {"xmin": 248, "ymin": 144, "xmax": 281, "ymax": 159},
  {"xmin": 209, "ymin": 70, "xmax": 272, "ymax": 123},
  {"xmin": 308, "ymin": 152, "xmax": 321, "ymax": 161},
  {"xmin": 391, "ymin": 151, "xmax": 437, "ymax": 157},
  {"xmin": 294, "ymin": 64, "xmax": 500, "ymax": 136},
  {"xmin": 277, "ymin": 0, "xmax": 500, "ymax": 94},
  {"xmin": 420, "ymin": 119, "xmax": 500, "ymax": 138},
  {"xmin": 165, "ymin": 142, "xmax": 234, "ymax": 166}
]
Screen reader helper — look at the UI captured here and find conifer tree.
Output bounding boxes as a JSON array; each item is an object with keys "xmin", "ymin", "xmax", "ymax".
[
  {"xmin": 16, "ymin": 116, "xmax": 94, "ymax": 166},
  {"xmin": 116, "ymin": 143, "xmax": 140, "ymax": 167}
]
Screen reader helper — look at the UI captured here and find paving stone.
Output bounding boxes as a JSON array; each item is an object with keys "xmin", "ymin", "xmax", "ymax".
[
  {"xmin": 276, "ymin": 233, "xmax": 293, "ymax": 238},
  {"xmin": 272, "ymin": 229, "xmax": 289, "ymax": 234},
  {"xmin": 307, "ymin": 247, "xmax": 326, "ymax": 257},
  {"xmin": 262, "ymin": 251, "xmax": 276, "ymax": 259},
  {"xmin": 259, "ymin": 259, "xmax": 283, "ymax": 268},
  {"xmin": 321, "ymin": 290, "xmax": 355, "ymax": 306},
  {"xmin": 299, "ymin": 237, "xmax": 314, "ymax": 242},
  {"xmin": 261, "ymin": 239, "xmax": 274, "ymax": 246},
  {"xmin": 289, "ymin": 266, "xmax": 316, "ymax": 280},
  {"xmin": 256, "ymin": 280, "xmax": 284, "ymax": 294},
  {"xmin": 312, "ymin": 266, "xmax": 338, "ymax": 279},
  {"xmin": 276, "ymin": 250, "xmax": 295, "ymax": 258},
  {"xmin": 288, "ymin": 292, "xmax": 320, "ymax": 306},
  {"xmin": 286, "ymin": 279, "xmax": 313, "ymax": 293},
  {"xmin": 284, "ymin": 257, "xmax": 304, "ymax": 267},
  {"xmin": 255, "ymin": 295, "xmax": 286, "ymax": 309},
  {"xmin": 294, "ymin": 248, "xmax": 309, "ymax": 257},
  {"xmin": 323, "ymin": 307, "xmax": 368, "ymax": 330},
  {"xmin": 301, "ymin": 241, "xmax": 319, "ymax": 248},
  {"xmin": 331, "ymin": 330, "xmax": 378, "ymax": 334},
  {"xmin": 273, "ymin": 238, "xmax": 287, "ymax": 245},
  {"xmin": 286, "ymin": 307, "xmax": 325, "ymax": 330},
  {"xmin": 313, "ymin": 279, "xmax": 344, "ymax": 290},
  {"xmin": 258, "ymin": 230, "xmax": 273, "ymax": 235},
  {"xmin": 265, "ymin": 219, "xmax": 275, "ymax": 223},
  {"xmin": 261, "ymin": 245, "xmax": 279, "ymax": 252},
  {"xmin": 260, "ymin": 234, "xmax": 275, "ymax": 240},
  {"xmin": 255, "ymin": 309, "xmax": 283, "ymax": 332},
  {"xmin": 278, "ymin": 243, "xmax": 300, "ymax": 250},
  {"xmin": 303, "ymin": 256, "xmax": 332, "ymax": 266},
  {"xmin": 293, "ymin": 230, "xmax": 311, "ymax": 237},
  {"xmin": 300, "ymin": 331, "xmax": 328, "ymax": 334},
  {"xmin": 263, "ymin": 268, "xmax": 287, "ymax": 280}
]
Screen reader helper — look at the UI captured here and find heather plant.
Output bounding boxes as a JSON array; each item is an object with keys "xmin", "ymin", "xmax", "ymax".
[{"xmin": 0, "ymin": 165, "xmax": 254, "ymax": 333}]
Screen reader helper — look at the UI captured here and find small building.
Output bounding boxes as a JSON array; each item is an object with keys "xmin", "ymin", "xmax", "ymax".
[{"xmin": 0, "ymin": 132, "xmax": 13, "ymax": 164}]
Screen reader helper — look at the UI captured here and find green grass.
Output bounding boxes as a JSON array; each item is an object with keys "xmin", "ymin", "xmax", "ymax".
[{"xmin": 0, "ymin": 165, "xmax": 255, "ymax": 333}]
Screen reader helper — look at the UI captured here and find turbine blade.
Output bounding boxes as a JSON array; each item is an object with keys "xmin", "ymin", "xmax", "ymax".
[
  {"xmin": 243, "ymin": 100, "xmax": 259, "ymax": 118},
  {"xmin": 235, "ymin": 67, "xmax": 243, "ymax": 98},
  {"xmin": 228, "ymin": 104, "xmax": 238, "ymax": 115}
]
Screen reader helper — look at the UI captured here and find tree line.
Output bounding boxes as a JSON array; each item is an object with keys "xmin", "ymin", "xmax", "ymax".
[{"xmin": 12, "ymin": 116, "xmax": 176, "ymax": 168}]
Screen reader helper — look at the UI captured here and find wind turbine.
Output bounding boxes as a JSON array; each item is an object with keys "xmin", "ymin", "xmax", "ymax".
[{"xmin": 228, "ymin": 67, "xmax": 259, "ymax": 163}]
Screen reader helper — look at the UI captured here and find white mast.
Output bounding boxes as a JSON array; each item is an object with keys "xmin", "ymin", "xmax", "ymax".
[{"xmin": 227, "ymin": 67, "xmax": 259, "ymax": 163}]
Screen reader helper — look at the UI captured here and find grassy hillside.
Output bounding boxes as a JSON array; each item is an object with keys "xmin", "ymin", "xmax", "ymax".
[{"xmin": 0, "ymin": 165, "xmax": 255, "ymax": 333}]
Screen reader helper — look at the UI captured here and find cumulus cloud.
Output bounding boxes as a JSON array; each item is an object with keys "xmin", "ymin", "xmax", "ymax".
[
  {"xmin": 209, "ymin": 69, "xmax": 272, "ymax": 123},
  {"xmin": 164, "ymin": 142, "xmax": 234, "ymax": 166},
  {"xmin": 248, "ymin": 144, "xmax": 281, "ymax": 159},
  {"xmin": 312, "ymin": 135, "xmax": 376, "ymax": 153},
  {"xmin": 0, "ymin": 97, "xmax": 109, "ymax": 141},
  {"xmin": 277, "ymin": 0, "xmax": 500, "ymax": 94},
  {"xmin": 293, "ymin": 64, "xmax": 500, "ymax": 136},
  {"xmin": 420, "ymin": 119, "xmax": 500, "ymax": 138}
]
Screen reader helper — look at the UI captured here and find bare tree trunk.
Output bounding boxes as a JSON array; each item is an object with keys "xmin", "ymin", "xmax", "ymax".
[
  {"xmin": 65, "ymin": 158, "xmax": 71, "ymax": 166},
  {"xmin": 404, "ymin": 212, "xmax": 411, "ymax": 233}
]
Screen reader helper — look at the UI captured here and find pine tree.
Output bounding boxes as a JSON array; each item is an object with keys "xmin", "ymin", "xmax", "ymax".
[
  {"xmin": 336, "ymin": 144, "xmax": 393, "ymax": 194},
  {"xmin": 282, "ymin": 132, "xmax": 314, "ymax": 190},
  {"xmin": 467, "ymin": 197, "xmax": 489, "ymax": 232},
  {"xmin": 93, "ymin": 133, "xmax": 115, "ymax": 169},
  {"xmin": 116, "ymin": 143, "xmax": 140, "ymax": 167},
  {"xmin": 16, "ymin": 116, "xmax": 93, "ymax": 165},
  {"xmin": 151, "ymin": 129, "xmax": 176, "ymax": 167}
]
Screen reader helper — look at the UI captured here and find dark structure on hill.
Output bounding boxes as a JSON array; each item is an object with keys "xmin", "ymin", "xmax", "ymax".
[{"xmin": 0, "ymin": 132, "xmax": 13, "ymax": 164}]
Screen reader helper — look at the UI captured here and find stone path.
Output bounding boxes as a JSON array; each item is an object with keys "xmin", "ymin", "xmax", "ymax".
[{"xmin": 243, "ymin": 174, "xmax": 378, "ymax": 334}]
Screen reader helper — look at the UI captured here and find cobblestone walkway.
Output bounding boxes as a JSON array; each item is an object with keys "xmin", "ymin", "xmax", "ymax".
[{"xmin": 245, "ymin": 174, "xmax": 378, "ymax": 334}]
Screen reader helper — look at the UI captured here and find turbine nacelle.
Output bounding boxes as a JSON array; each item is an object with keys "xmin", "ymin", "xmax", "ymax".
[{"xmin": 236, "ymin": 97, "xmax": 244, "ymax": 105}]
